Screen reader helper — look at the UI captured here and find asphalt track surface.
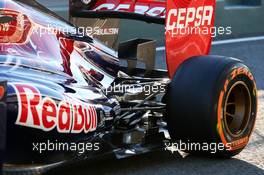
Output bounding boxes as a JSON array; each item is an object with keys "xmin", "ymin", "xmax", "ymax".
[{"xmin": 44, "ymin": 40, "xmax": 264, "ymax": 175}]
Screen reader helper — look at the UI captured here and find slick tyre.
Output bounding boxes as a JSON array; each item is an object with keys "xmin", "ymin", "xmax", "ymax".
[{"xmin": 165, "ymin": 56, "xmax": 257, "ymax": 157}]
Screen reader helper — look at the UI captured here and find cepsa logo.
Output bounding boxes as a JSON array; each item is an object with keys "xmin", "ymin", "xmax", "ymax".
[
  {"xmin": 12, "ymin": 84, "xmax": 97, "ymax": 134},
  {"xmin": 91, "ymin": 3, "xmax": 166, "ymax": 18},
  {"xmin": 166, "ymin": 6, "xmax": 214, "ymax": 30}
]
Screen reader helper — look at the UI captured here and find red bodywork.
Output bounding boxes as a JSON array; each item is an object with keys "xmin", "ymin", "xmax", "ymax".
[{"xmin": 166, "ymin": 0, "xmax": 216, "ymax": 77}]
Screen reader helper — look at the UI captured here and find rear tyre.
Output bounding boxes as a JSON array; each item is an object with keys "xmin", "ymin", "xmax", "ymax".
[{"xmin": 166, "ymin": 56, "xmax": 257, "ymax": 157}]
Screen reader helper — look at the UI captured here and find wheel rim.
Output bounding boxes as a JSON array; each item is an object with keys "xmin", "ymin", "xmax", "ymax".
[{"xmin": 224, "ymin": 81, "xmax": 251, "ymax": 137}]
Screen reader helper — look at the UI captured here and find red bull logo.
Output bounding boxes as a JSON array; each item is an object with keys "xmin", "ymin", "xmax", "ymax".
[{"xmin": 12, "ymin": 83, "xmax": 98, "ymax": 134}]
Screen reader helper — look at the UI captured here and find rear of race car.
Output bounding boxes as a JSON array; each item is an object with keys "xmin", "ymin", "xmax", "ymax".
[{"xmin": 70, "ymin": 0, "xmax": 258, "ymax": 157}]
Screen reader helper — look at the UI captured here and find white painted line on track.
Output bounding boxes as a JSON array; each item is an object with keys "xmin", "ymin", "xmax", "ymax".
[
  {"xmin": 212, "ymin": 36, "xmax": 264, "ymax": 45},
  {"xmin": 156, "ymin": 35, "xmax": 264, "ymax": 51}
]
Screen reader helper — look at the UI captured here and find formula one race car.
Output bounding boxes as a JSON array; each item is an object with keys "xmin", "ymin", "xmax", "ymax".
[{"xmin": 0, "ymin": 0, "xmax": 258, "ymax": 174}]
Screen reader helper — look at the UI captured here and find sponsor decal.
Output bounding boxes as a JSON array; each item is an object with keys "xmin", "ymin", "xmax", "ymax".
[
  {"xmin": 85, "ymin": 26, "xmax": 119, "ymax": 36},
  {"xmin": 12, "ymin": 83, "xmax": 97, "ymax": 134},
  {"xmin": 166, "ymin": 6, "xmax": 214, "ymax": 30},
  {"xmin": 229, "ymin": 137, "xmax": 249, "ymax": 149},
  {"xmin": 91, "ymin": 3, "xmax": 166, "ymax": 18},
  {"xmin": 230, "ymin": 67, "xmax": 254, "ymax": 81}
]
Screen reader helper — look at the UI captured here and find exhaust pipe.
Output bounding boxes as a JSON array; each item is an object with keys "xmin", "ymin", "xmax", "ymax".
[{"xmin": 0, "ymin": 81, "xmax": 7, "ymax": 175}]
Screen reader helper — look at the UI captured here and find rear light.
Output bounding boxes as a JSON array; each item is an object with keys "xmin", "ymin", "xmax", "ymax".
[{"xmin": 0, "ymin": 86, "xmax": 4, "ymax": 101}]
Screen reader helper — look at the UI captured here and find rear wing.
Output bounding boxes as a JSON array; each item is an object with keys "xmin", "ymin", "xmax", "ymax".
[
  {"xmin": 69, "ymin": 0, "xmax": 216, "ymax": 78},
  {"xmin": 69, "ymin": 0, "xmax": 165, "ymax": 24}
]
